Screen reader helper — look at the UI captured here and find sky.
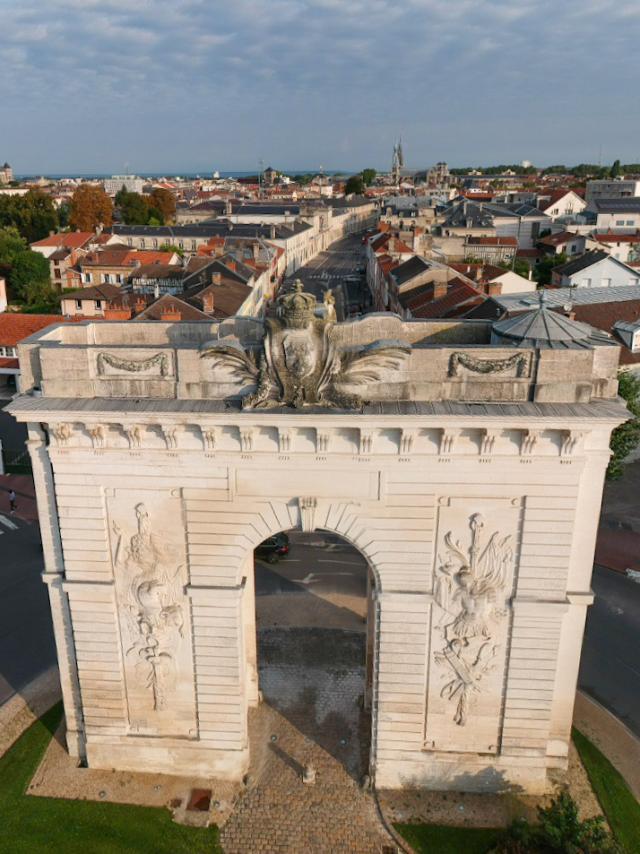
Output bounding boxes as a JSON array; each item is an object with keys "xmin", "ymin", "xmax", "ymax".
[{"xmin": 1, "ymin": 0, "xmax": 640, "ymax": 175}]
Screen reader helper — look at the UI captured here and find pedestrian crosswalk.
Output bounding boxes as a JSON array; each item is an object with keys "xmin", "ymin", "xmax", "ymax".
[{"xmin": 0, "ymin": 514, "xmax": 21, "ymax": 535}]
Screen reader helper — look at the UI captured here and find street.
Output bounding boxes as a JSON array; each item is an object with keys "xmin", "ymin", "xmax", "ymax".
[
  {"xmin": 579, "ymin": 565, "xmax": 640, "ymax": 737},
  {"xmin": 0, "ymin": 516, "xmax": 56, "ymax": 705},
  {"xmin": 283, "ymin": 233, "xmax": 371, "ymax": 320}
]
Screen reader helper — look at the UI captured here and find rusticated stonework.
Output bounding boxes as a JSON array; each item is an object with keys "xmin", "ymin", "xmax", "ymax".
[{"xmin": 9, "ymin": 283, "xmax": 628, "ymax": 791}]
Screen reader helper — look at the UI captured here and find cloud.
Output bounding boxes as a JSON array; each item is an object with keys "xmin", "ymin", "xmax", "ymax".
[{"xmin": 0, "ymin": 0, "xmax": 639, "ymax": 171}]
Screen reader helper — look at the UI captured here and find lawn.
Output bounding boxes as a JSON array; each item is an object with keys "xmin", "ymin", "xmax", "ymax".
[
  {"xmin": 572, "ymin": 726, "xmax": 640, "ymax": 854},
  {"xmin": 394, "ymin": 823, "xmax": 499, "ymax": 854},
  {"xmin": 0, "ymin": 704, "xmax": 222, "ymax": 854}
]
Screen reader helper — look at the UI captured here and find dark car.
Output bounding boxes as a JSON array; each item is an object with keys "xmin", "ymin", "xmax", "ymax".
[{"xmin": 255, "ymin": 533, "xmax": 290, "ymax": 563}]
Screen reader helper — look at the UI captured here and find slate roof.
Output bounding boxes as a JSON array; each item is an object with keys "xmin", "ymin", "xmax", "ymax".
[
  {"xmin": 552, "ymin": 250, "xmax": 621, "ymax": 276},
  {"xmin": 61, "ymin": 283, "xmax": 122, "ymax": 301},
  {"xmin": 492, "ymin": 294, "xmax": 613, "ymax": 349},
  {"xmin": 478, "ymin": 284, "xmax": 640, "ymax": 315},
  {"xmin": 592, "ymin": 198, "xmax": 640, "ymax": 213},
  {"xmin": 390, "ymin": 256, "xmax": 434, "ymax": 286},
  {"xmin": 111, "ymin": 222, "xmax": 311, "ymax": 240}
]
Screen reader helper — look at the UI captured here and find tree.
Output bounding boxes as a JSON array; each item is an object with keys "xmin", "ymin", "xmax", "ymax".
[
  {"xmin": 69, "ymin": 184, "xmax": 113, "ymax": 231},
  {"xmin": 0, "ymin": 191, "xmax": 59, "ymax": 242},
  {"xmin": 9, "ymin": 249, "xmax": 51, "ymax": 303},
  {"xmin": 158, "ymin": 243, "xmax": 185, "ymax": 257},
  {"xmin": 534, "ymin": 252, "xmax": 567, "ymax": 286},
  {"xmin": 607, "ymin": 371, "xmax": 640, "ymax": 479},
  {"xmin": 345, "ymin": 175, "xmax": 365, "ymax": 195},
  {"xmin": 361, "ymin": 168, "xmax": 377, "ymax": 187},
  {"xmin": 498, "ymin": 259, "xmax": 531, "ymax": 279},
  {"xmin": 610, "ymin": 159, "xmax": 621, "ymax": 179},
  {"xmin": 148, "ymin": 188, "xmax": 176, "ymax": 224},
  {"xmin": 0, "ymin": 226, "xmax": 28, "ymax": 273},
  {"xmin": 117, "ymin": 190, "xmax": 149, "ymax": 225},
  {"xmin": 492, "ymin": 791, "xmax": 619, "ymax": 853}
]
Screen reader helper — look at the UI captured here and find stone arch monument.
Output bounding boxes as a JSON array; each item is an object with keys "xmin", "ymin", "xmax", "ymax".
[{"xmin": 10, "ymin": 286, "xmax": 627, "ymax": 793}]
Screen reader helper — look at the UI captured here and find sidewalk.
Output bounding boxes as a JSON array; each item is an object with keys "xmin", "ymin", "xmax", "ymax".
[
  {"xmin": 574, "ymin": 691, "xmax": 640, "ymax": 801},
  {"xmin": 0, "ymin": 473, "xmax": 38, "ymax": 524}
]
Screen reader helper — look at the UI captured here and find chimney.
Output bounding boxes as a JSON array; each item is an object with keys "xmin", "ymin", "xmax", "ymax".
[
  {"xmin": 211, "ymin": 271, "xmax": 222, "ymax": 285},
  {"xmin": 433, "ymin": 280, "xmax": 448, "ymax": 300},
  {"xmin": 202, "ymin": 291, "xmax": 215, "ymax": 314},
  {"xmin": 270, "ymin": 224, "xmax": 276, "ymax": 239},
  {"xmin": 160, "ymin": 305, "xmax": 182, "ymax": 321},
  {"xmin": 388, "ymin": 237, "xmax": 396, "ymax": 253},
  {"xmin": 528, "ymin": 268, "xmax": 533, "ymax": 280},
  {"xmin": 487, "ymin": 281, "xmax": 502, "ymax": 296},
  {"xmin": 103, "ymin": 307, "xmax": 132, "ymax": 320},
  {"xmin": 227, "ymin": 259, "xmax": 237, "ymax": 271},
  {"xmin": 225, "ymin": 199, "xmax": 232, "ymax": 215}
]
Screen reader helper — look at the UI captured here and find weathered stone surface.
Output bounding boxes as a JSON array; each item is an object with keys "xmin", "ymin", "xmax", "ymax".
[{"xmin": 8, "ymin": 291, "xmax": 629, "ymax": 793}]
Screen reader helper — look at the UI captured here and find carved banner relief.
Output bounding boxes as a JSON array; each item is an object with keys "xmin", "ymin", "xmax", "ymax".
[
  {"xmin": 425, "ymin": 497, "xmax": 522, "ymax": 754},
  {"xmin": 107, "ymin": 490, "xmax": 197, "ymax": 738}
]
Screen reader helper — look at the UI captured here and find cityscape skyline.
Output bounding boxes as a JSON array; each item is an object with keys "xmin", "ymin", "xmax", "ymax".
[{"xmin": 3, "ymin": 0, "xmax": 640, "ymax": 174}]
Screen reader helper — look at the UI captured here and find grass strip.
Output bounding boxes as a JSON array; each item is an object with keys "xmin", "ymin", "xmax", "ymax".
[
  {"xmin": 0, "ymin": 703, "xmax": 222, "ymax": 854},
  {"xmin": 572, "ymin": 726, "xmax": 640, "ymax": 854},
  {"xmin": 394, "ymin": 822, "xmax": 499, "ymax": 853}
]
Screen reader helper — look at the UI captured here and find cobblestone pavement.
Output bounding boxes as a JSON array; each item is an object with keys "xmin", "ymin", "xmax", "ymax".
[{"xmin": 221, "ymin": 627, "xmax": 394, "ymax": 853}]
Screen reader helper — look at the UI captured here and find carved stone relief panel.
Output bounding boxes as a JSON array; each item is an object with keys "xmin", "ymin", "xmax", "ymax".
[
  {"xmin": 425, "ymin": 497, "xmax": 522, "ymax": 754},
  {"xmin": 107, "ymin": 489, "xmax": 196, "ymax": 738}
]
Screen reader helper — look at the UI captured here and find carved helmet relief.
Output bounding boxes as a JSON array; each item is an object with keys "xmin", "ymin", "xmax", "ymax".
[
  {"xmin": 200, "ymin": 280, "xmax": 411, "ymax": 410},
  {"xmin": 434, "ymin": 513, "xmax": 513, "ymax": 726}
]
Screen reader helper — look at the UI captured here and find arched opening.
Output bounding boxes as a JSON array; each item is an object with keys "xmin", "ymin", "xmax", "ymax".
[{"xmin": 248, "ymin": 528, "xmax": 377, "ymax": 784}]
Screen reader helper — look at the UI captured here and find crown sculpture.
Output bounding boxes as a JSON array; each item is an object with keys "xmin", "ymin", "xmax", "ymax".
[{"xmin": 200, "ymin": 280, "xmax": 411, "ymax": 409}]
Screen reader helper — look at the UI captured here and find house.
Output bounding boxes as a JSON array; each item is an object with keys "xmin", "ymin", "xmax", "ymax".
[
  {"xmin": 60, "ymin": 283, "xmax": 123, "ymax": 317},
  {"xmin": 592, "ymin": 198, "xmax": 640, "ymax": 232},
  {"xmin": 30, "ymin": 231, "xmax": 96, "ymax": 258},
  {"xmin": 76, "ymin": 248, "xmax": 179, "ymax": 288},
  {"xmin": 0, "ymin": 313, "xmax": 79, "ymax": 392},
  {"xmin": 551, "ymin": 250, "xmax": 640, "ymax": 289},
  {"xmin": 464, "ymin": 235, "xmax": 517, "ymax": 264},
  {"xmin": 538, "ymin": 231, "xmax": 587, "ymax": 257},
  {"xmin": 585, "ymin": 179, "xmax": 640, "ymax": 207},
  {"xmin": 133, "ymin": 294, "xmax": 212, "ymax": 321},
  {"xmin": 400, "ymin": 277, "xmax": 486, "ymax": 319},
  {"xmin": 537, "ymin": 190, "xmax": 586, "ymax": 219},
  {"xmin": 592, "ymin": 232, "xmax": 640, "ymax": 264}
]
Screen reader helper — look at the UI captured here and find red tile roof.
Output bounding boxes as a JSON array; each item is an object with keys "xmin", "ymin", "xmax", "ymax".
[
  {"xmin": 594, "ymin": 232, "xmax": 640, "ymax": 244},
  {"xmin": 31, "ymin": 232, "xmax": 94, "ymax": 249},
  {"xmin": 404, "ymin": 278, "xmax": 486, "ymax": 318},
  {"xmin": 0, "ymin": 313, "xmax": 79, "ymax": 347},
  {"xmin": 571, "ymin": 301, "xmax": 640, "ymax": 365},
  {"xmin": 0, "ymin": 357, "xmax": 19, "ymax": 370}
]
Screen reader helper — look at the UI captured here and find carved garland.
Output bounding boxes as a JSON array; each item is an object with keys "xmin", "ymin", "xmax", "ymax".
[
  {"xmin": 449, "ymin": 352, "xmax": 529, "ymax": 378},
  {"xmin": 97, "ymin": 352, "xmax": 170, "ymax": 377}
]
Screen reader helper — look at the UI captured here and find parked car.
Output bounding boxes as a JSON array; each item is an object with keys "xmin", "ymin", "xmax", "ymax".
[{"xmin": 255, "ymin": 533, "xmax": 290, "ymax": 563}]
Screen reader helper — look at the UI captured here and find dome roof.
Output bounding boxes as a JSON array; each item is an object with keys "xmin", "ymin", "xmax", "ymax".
[{"xmin": 492, "ymin": 290, "xmax": 611, "ymax": 349}]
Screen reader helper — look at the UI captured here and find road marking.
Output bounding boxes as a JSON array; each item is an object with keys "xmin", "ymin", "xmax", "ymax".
[
  {"xmin": 317, "ymin": 559, "xmax": 364, "ymax": 566},
  {"xmin": 0, "ymin": 515, "xmax": 19, "ymax": 531}
]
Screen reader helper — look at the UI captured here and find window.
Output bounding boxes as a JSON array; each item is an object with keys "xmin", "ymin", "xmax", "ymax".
[
  {"xmin": 153, "ymin": 239, "xmax": 158, "ymax": 249},
  {"xmin": 178, "ymin": 241, "xmax": 184, "ymax": 249},
  {"xmin": 627, "ymin": 220, "xmax": 635, "ymax": 226},
  {"xmin": 95, "ymin": 300, "xmax": 102, "ymax": 309},
  {"xmin": 83, "ymin": 272, "xmax": 92, "ymax": 283},
  {"xmin": 616, "ymin": 220, "xmax": 625, "ymax": 226},
  {"xmin": 581, "ymin": 277, "xmax": 592, "ymax": 287},
  {"xmin": 602, "ymin": 278, "xmax": 611, "ymax": 287},
  {"xmin": 75, "ymin": 299, "xmax": 83, "ymax": 309},
  {"xmin": 103, "ymin": 274, "xmax": 112, "ymax": 283},
  {"xmin": 191, "ymin": 240, "xmax": 197, "ymax": 250},
  {"xmin": 140, "ymin": 239, "xmax": 146, "ymax": 248},
  {"xmin": 116, "ymin": 274, "xmax": 122, "ymax": 284},
  {"xmin": 54, "ymin": 269, "xmax": 61, "ymax": 279}
]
